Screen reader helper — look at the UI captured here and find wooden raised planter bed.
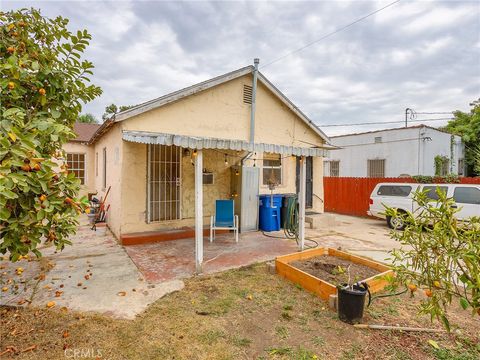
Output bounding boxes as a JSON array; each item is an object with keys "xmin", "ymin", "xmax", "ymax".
[{"xmin": 276, "ymin": 247, "xmax": 393, "ymax": 301}]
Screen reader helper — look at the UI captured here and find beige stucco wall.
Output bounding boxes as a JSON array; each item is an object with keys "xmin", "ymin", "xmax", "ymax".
[
  {"xmin": 121, "ymin": 74, "xmax": 324, "ymax": 148},
  {"xmin": 62, "ymin": 142, "xmax": 95, "ymax": 198},
  {"xmin": 91, "ymin": 123, "xmax": 123, "ymax": 238},
  {"xmin": 121, "ymin": 146, "xmax": 238, "ymax": 234}
]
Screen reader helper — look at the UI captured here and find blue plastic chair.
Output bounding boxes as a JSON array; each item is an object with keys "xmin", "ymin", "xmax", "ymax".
[{"xmin": 210, "ymin": 200, "xmax": 239, "ymax": 243}]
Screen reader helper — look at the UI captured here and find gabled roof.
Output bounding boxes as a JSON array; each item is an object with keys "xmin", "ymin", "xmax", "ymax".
[
  {"xmin": 110, "ymin": 65, "xmax": 330, "ymax": 144},
  {"xmin": 71, "ymin": 122, "xmax": 101, "ymax": 143}
]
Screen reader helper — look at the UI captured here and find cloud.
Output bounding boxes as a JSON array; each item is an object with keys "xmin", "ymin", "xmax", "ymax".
[{"xmin": 3, "ymin": 0, "xmax": 479, "ymax": 136}]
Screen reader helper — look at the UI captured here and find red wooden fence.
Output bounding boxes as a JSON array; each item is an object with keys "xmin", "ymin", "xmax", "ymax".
[{"xmin": 324, "ymin": 177, "xmax": 480, "ymax": 217}]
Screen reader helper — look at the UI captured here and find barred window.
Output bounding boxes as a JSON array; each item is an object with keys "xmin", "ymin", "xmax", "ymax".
[
  {"xmin": 66, "ymin": 153, "xmax": 85, "ymax": 185},
  {"xmin": 329, "ymin": 161, "xmax": 340, "ymax": 177},
  {"xmin": 367, "ymin": 159, "xmax": 385, "ymax": 178}
]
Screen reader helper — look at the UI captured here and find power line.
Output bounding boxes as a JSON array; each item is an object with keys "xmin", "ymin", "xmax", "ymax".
[
  {"xmin": 414, "ymin": 112, "xmax": 453, "ymax": 115},
  {"xmin": 319, "ymin": 117, "xmax": 453, "ymax": 128},
  {"xmin": 261, "ymin": 0, "xmax": 401, "ymax": 68}
]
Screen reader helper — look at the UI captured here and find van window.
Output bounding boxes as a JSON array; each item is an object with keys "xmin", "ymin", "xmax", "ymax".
[
  {"xmin": 422, "ymin": 186, "xmax": 448, "ymax": 200},
  {"xmin": 453, "ymin": 187, "xmax": 480, "ymax": 205},
  {"xmin": 377, "ymin": 185, "xmax": 412, "ymax": 197}
]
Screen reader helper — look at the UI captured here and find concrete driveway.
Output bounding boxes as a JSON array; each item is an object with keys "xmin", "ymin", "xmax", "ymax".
[
  {"xmin": 305, "ymin": 213, "xmax": 398, "ymax": 264},
  {"xmin": 0, "ymin": 217, "xmax": 183, "ymax": 319}
]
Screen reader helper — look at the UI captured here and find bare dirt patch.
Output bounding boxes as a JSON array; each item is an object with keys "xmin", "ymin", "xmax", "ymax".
[
  {"xmin": 290, "ymin": 255, "xmax": 380, "ymax": 285},
  {"xmin": 1, "ymin": 263, "xmax": 479, "ymax": 359}
]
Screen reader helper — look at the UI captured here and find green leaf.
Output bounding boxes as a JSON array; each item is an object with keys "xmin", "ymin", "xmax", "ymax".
[
  {"xmin": 0, "ymin": 207, "xmax": 11, "ymax": 221},
  {"xmin": 440, "ymin": 315, "xmax": 450, "ymax": 332},
  {"xmin": 3, "ymin": 189, "xmax": 18, "ymax": 199},
  {"xmin": 428, "ymin": 340, "xmax": 440, "ymax": 349},
  {"xmin": 51, "ymin": 109, "xmax": 61, "ymax": 119},
  {"xmin": 459, "ymin": 297, "xmax": 469, "ymax": 310},
  {"xmin": 36, "ymin": 209, "xmax": 45, "ymax": 221}
]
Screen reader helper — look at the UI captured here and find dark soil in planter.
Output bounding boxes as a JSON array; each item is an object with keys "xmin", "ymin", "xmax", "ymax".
[{"xmin": 290, "ymin": 255, "xmax": 380, "ymax": 285}]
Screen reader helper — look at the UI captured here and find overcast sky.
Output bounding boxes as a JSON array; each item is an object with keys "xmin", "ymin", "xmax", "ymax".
[{"xmin": 5, "ymin": 0, "xmax": 480, "ymax": 136}]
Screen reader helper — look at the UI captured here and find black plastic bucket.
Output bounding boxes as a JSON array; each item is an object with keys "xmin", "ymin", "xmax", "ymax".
[{"xmin": 337, "ymin": 283, "xmax": 371, "ymax": 324}]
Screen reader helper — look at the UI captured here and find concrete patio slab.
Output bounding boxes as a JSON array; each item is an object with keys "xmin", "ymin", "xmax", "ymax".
[
  {"xmin": 0, "ymin": 217, "xmax": 184, "ymax": 320},
  {"xmin": 124, "ymin": 231, "xmax": 299, "ymax": 282}
]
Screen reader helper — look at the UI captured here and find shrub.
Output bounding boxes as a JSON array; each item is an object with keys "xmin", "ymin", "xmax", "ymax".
[
  {"xmin": 0, "ymin": 8, "xmax": 101, "ymax": 260},
  {"xmin": 385, "ymin": 189, "xmax": 480, "ymax": 329}
]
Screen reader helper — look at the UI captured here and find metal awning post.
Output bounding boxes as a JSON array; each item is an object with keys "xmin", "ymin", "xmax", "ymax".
[
  {"xmin": 195, "ymin": 149, "xmax": 203, "ymax": 273},
  {"xmin": 298, "ymin": 156, "xmax": 306, "ymax": 251}
]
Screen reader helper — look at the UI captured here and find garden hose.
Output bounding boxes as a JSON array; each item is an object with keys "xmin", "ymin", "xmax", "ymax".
[
  {"xmin": 283, "ymin": 195, "xmax": 319, "ymax": 249},
  {"xmin": 260, "ymin": 195, "xmax": 319, "ymax": 249},
  {"xmin": 367, "ymin": 286, "xmax": 408, "ymax": 307}
]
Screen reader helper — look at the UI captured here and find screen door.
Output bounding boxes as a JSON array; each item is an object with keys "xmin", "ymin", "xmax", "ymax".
[{"xmin": 147, "ymin": 144, "xmax": 181, "ymax": 222}]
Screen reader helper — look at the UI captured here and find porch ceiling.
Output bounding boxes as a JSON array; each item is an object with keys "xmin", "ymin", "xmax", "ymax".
[{"xmin": 122, "ymin": 130, "xmax": 330, "ymax": 157}]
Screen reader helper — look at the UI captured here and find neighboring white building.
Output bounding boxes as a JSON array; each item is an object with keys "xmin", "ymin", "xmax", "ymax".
[{"xmin": 324, "ymin": 125, "xmax": 465, "ymax": 178}]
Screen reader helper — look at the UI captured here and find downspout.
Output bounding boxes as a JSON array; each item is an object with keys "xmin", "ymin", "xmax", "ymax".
[
  {"xmin": 250, "ymin": 58, "xmax": 259, "ymax": 144},
  {"xmin": 242, "ymin": 58, "xmax": 260, "ymax": 165}
]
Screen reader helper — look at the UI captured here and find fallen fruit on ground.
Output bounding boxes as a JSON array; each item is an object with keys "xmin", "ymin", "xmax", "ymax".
[
  {"xmin": 46, "ymin": 301, "xmax": 56, "ymax": 308},
  {"xmin": 425, "ymin": 289, "xmax": 433, "ymax": 297}
]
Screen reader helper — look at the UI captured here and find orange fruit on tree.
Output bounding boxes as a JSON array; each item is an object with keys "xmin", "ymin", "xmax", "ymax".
[
  {"xmin": 408, "ymin": 284, "xmax": 417, "ymax": 292},
  {"xmin": 433, "ymin": 281, "xmax": 441, "ymax": 288},
  {"xmin": 7, "ymin": 46, "xmax": 14, "ymax": 53},
  {"xmin": 38, "ymin": 88, "xmax": 46, "ymax": 96},
  {"xmin": 7, "ymin": 82, "xmax": 15, "ymax": 90},
  {"xmin": 425, "ymin": 289, "xmax": 433, "ymax": 297},
  {"xmin": 39, "ymin": 194, "xmax": 47, "ymax": 202}
]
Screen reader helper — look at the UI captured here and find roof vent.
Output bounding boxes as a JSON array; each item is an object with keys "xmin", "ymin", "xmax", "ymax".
[{"xmin": 243, "ymin": 85, "xmax": 253, "ymax": 104}]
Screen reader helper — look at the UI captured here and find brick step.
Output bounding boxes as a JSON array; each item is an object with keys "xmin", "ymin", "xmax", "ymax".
[{"xmin": 121, "ymin": 227, "xmax": 230, "ymax": 246}]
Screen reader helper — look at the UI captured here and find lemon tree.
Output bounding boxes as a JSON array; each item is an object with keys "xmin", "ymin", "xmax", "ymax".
[
  {"xmin": 386, "ymin": 189, "xmax": 480, "ymax": 330},
  {"xmin": 0, "ymin": 8, "xmax": 102, "ymax": 260}
]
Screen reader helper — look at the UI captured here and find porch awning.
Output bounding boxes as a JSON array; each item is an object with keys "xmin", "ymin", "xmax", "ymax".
[{"xmin": 122, "ymin": 131, "xmax": 329, "ymax": 157}]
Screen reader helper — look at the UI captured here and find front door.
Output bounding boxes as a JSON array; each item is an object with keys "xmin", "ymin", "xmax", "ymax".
[
  {"xmin": 296, "ymin": 156, "xmax": 313, "ymax": 208},
  {"xmin": 147, "ymin": 144, "xmax": 181, "ymax": 222}
]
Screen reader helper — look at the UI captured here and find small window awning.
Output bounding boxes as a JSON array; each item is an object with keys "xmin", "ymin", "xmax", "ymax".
[{"xmin": 122, "ymin": 131, "xmax": 330, "ymax": 157}]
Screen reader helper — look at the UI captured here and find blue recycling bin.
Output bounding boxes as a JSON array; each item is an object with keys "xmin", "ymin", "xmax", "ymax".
[{"xmin": 259, "ymin": 194, "xmax": 283, "ymax": 231}]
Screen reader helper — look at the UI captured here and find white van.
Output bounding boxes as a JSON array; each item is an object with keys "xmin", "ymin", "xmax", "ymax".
[{"xmin": 368, "ymin": 183, "xmax": 480, "ymax": 229}]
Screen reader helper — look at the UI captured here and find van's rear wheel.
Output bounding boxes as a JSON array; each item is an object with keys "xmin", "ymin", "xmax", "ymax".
[{"xmin": 387, "ymin": 211, "xmax": 406, "ymax": 230}]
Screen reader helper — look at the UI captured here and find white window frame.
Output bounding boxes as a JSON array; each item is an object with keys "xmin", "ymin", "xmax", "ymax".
[
  {"xmin": 329, "ymin": 160, "xmax": 340, "ymax": 177},
  {"xmin": 262, "ymin": 153, "xmax": 283, "ymax": 186},
  {"xmin": 66, "ymin": 152, "xmax": 86, "ymax": 185}
]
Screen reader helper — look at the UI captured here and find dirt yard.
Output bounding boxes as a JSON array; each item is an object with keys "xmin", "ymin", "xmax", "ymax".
[
  {"xmin": 290, "ymin": 255, "xmax": 380, "ymax": 285},
  {"xmin": 1, "ymin": 263, "xmax": 479, "ymax": 360}
]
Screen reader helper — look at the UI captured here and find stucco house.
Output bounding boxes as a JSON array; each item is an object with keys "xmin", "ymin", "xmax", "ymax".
[
  {"xmin": 324, "ymin": 125, "xmax": 464, "ymax": 178},
  {"xmin": 63, "ymin": 61, "xmax": 331, "ymax": 270}
]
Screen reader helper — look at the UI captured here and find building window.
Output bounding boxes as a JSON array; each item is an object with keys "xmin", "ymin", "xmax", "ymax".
[
  {"xmin": 95, "ymin": 152, "xmax": 98, "ymax": 177},
  {"xmin": 66, "ymin": 153, "xmax": 85, "ymax": 185},
  {"xmin": 102, "ymin": 147, "xmax": 107, "ymax": 189},
  {"xmin": 458, "ymin": 159, "xmax": 464, "ymax": 176},
  {"xmin": 262, "ymin": 153, "xmax": 282, "ymax": 186},
  {"xmin": 367, "ymin": 159, "xmax": 385, "ymax": 178},
  {"xmin": 374, "ymin": 136, "xmax": 382, "ymax": 143},
  {"xmin": 440, "ymin": 159, "xmax": 449, "ymax": 176},
  {"xmin": 330, "ymin": 161, "xmax": 340, "ymax": 177}
]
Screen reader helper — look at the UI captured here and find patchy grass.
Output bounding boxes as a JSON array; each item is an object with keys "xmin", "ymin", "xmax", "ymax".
[{"xmin": 1, "ymin": 263, "xmax": 479, "ymax": 359}]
